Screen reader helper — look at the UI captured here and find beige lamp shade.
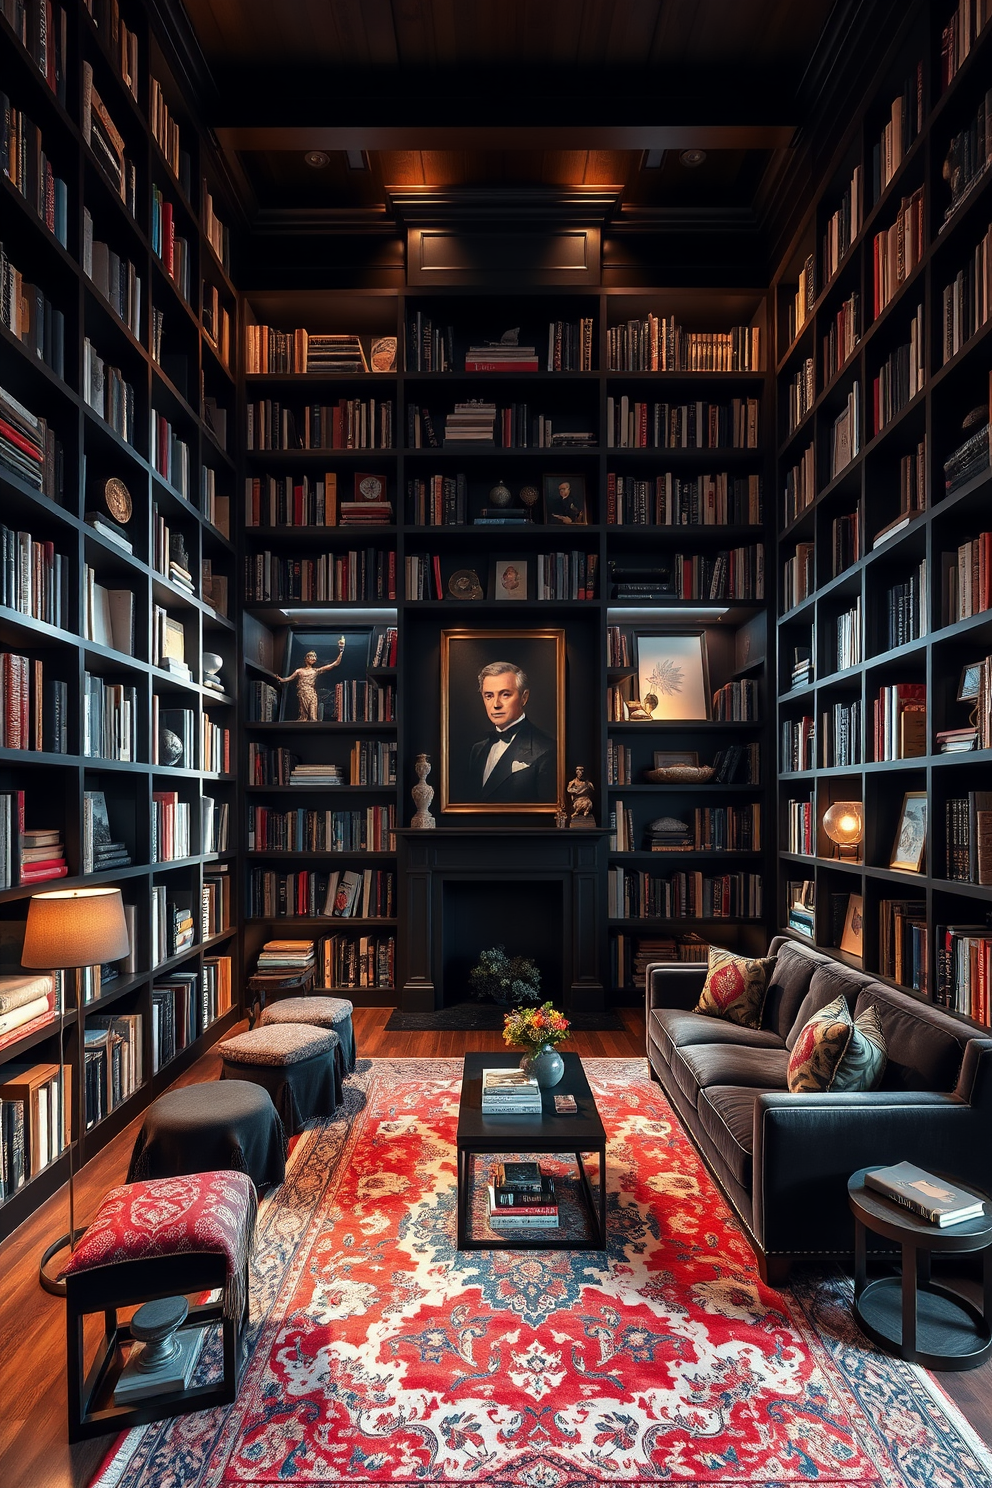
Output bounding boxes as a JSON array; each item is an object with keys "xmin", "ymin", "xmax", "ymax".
[{"xmin": 21, "ymin": 887, "xmax": 130, "ymax": 969}]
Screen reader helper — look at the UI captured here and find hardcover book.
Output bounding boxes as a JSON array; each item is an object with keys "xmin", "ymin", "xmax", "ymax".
[{"xmin": 865, "ymin": 1162, "xmax": 985, "ymax": 1226}]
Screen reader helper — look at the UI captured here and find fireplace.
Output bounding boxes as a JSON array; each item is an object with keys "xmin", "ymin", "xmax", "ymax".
[{"xmin": 397, "ymin": 829, "xmax": 607, "ymax": 1015}]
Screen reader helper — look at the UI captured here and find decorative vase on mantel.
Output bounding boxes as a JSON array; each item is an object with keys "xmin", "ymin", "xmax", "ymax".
[
  {"xmin": 519, "ymin": 1042, "xmax": 565, "ymax": 1088},
  {"xmin": 410, "ymin": 752, "xmax": 436, "ymax": 829}
]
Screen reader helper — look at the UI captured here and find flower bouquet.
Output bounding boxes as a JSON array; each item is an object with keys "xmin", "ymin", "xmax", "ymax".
[
  {"xmin": 503, "ymin": 1001, "xmax": 571, "ymax": 1087},
  {"xmin": 468, "ymin": 945, "xmax": 542, "ymax": 1006}
]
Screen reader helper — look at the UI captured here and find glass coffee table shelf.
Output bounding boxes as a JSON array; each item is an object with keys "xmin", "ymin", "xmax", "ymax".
[{"xmin": 456, "ymin": 1052, "xmax": 607, "ymax": 1251}]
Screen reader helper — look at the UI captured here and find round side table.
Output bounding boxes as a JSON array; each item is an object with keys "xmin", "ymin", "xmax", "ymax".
[{"xmin": 848, "ymin": 1166, "xmax": 992, "ymax": 1371}]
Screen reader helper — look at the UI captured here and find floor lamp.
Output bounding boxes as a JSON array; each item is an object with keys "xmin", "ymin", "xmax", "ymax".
[{"xmin": 21, "ymin": 887, "xmax": 131, "ymax": 1295}]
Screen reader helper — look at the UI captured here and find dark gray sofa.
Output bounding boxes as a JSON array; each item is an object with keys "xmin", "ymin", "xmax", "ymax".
[{"xmin": 646, "ymin": 935, "xmax": 992, "ymax": 1281}]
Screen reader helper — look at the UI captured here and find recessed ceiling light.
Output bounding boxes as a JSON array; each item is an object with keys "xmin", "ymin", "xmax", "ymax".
[
  {"xmin": 304, "ymin": 150, "xmax": 330, "ymax": 168},
  {"xmin": 679, "ymin": 149, "xmax": 707, "ymax": 168}
]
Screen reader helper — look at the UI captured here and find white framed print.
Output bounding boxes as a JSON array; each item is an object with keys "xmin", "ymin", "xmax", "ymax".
[{"xmin": 635, "ymin": 631, "xmax": 710, "ymax": 721}]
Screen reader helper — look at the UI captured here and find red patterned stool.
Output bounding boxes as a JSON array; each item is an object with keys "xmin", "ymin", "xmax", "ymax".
[{"xmin": 60, "ymin": 1170, "xmax": 256, "ymax": 1441}]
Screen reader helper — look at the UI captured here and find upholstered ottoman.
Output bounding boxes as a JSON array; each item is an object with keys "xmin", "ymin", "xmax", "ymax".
[
  {"xmin": 219, "ymin": 1022, "xmax": 342, "ymax": 1134},
  {"xmin": 259, "ymin": 994, "xmax": 356, "ymax": 1074},
  {"xmin": 127, "ymin": 1081, "xmax": 287, "ymax": 1188},
  {"xmin": 61, "ymin": 1170, "xmax": 256, "ymax": 1441}
]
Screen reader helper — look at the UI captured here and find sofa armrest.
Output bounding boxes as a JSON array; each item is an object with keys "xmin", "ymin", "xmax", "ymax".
[
  {"xmin": 752, "ymin": 1091, "xmax": 992, "ymax": 1256},
  {"xmin": 645, "ymin": 962, "xmax": 708, "ymax": 1016}
]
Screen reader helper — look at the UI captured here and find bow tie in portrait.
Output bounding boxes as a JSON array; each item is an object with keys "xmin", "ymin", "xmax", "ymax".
[{"xmin": 487, "ymin": 726, "xmax": 520, "ymax": 746}]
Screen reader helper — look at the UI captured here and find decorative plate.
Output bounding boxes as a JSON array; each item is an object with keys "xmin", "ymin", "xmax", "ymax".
[
  {"xmin": 357, "ymin": 473, "xmax": 385, "ymax": 501},
  {"xmin": 448, "ymin": 569, "xmax": 483, "ymax": 600},
  {"xmin": 104, "ymin": 477, "xmax": 132, "ymax": 524}
]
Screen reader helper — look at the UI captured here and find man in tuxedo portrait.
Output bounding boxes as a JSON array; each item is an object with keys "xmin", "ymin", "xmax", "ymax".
[{"xmin": 468, "ymin": 661, "xmax": 556, "ymax": 803}]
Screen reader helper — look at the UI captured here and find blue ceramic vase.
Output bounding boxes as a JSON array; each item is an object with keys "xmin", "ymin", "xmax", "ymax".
[{"xmin": 519, "ymin": 1042, "xmax": 565, "ymax": 1088}]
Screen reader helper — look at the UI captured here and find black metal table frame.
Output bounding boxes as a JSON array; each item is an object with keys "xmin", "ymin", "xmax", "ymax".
[
  {"xmin": 849, "ymin": 1167, "xmax": 992, "ymax": 1372},
  {"xmin": 456, "ymin": 1052, "xmax": 607, "ymax": 1251}
]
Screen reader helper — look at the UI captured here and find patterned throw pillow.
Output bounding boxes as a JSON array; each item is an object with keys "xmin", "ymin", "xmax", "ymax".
[
  {"xmin": 693, "ymin": 947, "xmax": 775, "ymax": 1029},
  {"xmin": 787, "ymin": 995, "xmax": 887, "ymax": 1092}
]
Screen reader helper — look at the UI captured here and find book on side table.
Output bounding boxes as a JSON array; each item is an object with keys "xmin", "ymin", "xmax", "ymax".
[{"xmin": 865, "ymin": 1162, "xmax": 986, "ymax": 1226}]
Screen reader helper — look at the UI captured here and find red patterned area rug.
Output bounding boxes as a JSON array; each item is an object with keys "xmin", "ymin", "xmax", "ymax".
[{"xmin": 93, "ymin": 1059, "xmax": 992, "ymax": 1488}]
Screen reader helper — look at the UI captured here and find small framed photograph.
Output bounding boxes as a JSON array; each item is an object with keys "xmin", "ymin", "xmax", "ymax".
[
  {"xmin": 653, "ymin": 750, "xmax": 700, "ymax": 768},
  {"xmin": 889, "ymin": 790, "xmax": 928, "ymax": 873},
  {"xmin": 840, "ymin": 893, "xmax": 864, "ymax": 956},
  {"xmin": 635, "ymin": 631, "xmax": 710, "ymax": 721},
  {"xmin": 542, "ymin": 474, "xmax": 587, "ymax": 525},
  {"xmin": 958, "ymin": 663, "xmax": 983, "ymax": 702},
  {"xmin": 490, "ymin": 557, "xmax": 529, "ymax": 601}
]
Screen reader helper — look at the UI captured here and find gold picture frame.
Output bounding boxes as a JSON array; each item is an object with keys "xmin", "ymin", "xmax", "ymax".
[
  {"xmin": 840, "ymin": 893, "xmax": 864, "ymax": 957},
  {"xmin": 440, "ymin": 629, "xmax": 566, "ymax": 814}
]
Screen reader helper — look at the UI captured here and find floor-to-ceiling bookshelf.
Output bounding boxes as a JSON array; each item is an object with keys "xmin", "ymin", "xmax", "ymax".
[
  {"xmin": 0, "ymin": 0, "xmax": 240, "ymax": 1244},
  {"xmin": 773, "ymin": 0, "xmax": 992, "ymax": 1026}
]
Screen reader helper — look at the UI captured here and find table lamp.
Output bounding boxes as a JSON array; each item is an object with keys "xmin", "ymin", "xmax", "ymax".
[
  {"xmin": 21, "ymin": 887, "xmax": 131, "ymax": 1294},
  {"xmin": 822, "ymin": 801, "xmax": 864, "ymax": 860}
]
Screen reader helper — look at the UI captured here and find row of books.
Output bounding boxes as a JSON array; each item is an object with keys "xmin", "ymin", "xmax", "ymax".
[
  {"xmin": 151, "ymin": 964, "xmax": 232, "ymax": 1074},
  {"xmin": 82, "ymin": 338, "xmax": 135, "ymax": 443},
  {"xmin": 607, "ymin": 868, "xmax": 763, "ymax": 920},
  {"xmin": 612, "ymin": 933, "xmax": 709, "ymax": 989},
  {"xmin": 151, "ymin": 185, "xmax": 190, "ymax": 302},
  {"xmin": 940, "ymin": 225, "xmax": 992, "ymax": 365},
  {"xmin": 712, "ymin": 679, "xmax": 760, "ymax": 722},
  {"xmin": 151, "ymin": 792, "xmax": 192, "ymax": 862},
  {"xmin": 0, "ymin": 94, "xmax": 69, "ymax": 247},
  {"xmin": 246, "ymin": 867, "xmax": 395, "ymax": 920},
  {"xmin": 244, "ymin": 325, "xmax": 395, "ymax": 375},
  {"xmin": 781, "ymin": 716, "xmax": 815, "ymax": 774},
  {"xmin": 0, "ymin": 1056, "xmax": 67, "ymax": 1201},
  {"xmin": 872, "ymin": 189, "xmax": 925, "ymax": 318},
  {"xmin": 822, "ymin": 699, "xmax": 863, "ymax": 767},
  {"xmin": 201, "ymin": 284, "xmax": 232, "ymax": 371},
  {"xmin": 873, "ymin": 682, "xmax": 926, "ymax": 761},
  {"xmin": 83, "ymin": 567, "xmax": 134, "ymax": 654},
  {"xmin": 936, "ymin": 924, "xmax": 992, "ymax": 1025},
  {"xmin": 82, "ymin": 673, "xmax": 137, "ymax": 762},
  {"xmin": 149, "ymin": 887, "xmax": 192, "ymax": 966},
  {"xmin": 202, "ymin": 868, "xmax": 232, "ymax": 940},
  {"xmin": 84, "ymin": 1013, "xmax": 142, "ymax": 1130},
  {"xmin": 830, "ymin": 510, "xmax": 860, "ymax": 578},
  {"xmin": 783, "ymin": 442, "xmax": 815, "ymax": 527},
  {"xmin": 822, "ymin": 164, "xmax": 861, "ymax": 286},
  {"xmin": 316, "ymin": 933, "xmax": 395, "ymax": 990},
  {"xmin": 941, "ymin": 2, "xmax": 992, "ymax": 91},
  {"xmin": 202, "ymin": 796, "xmax": 230, "ymax": 855},
  {"xmin": 822, "ymin": 290, "xmax": 860, "ymax": 384},
  {"xmin": 941, "ymin": 530, "xmax": 992, "ymax": 623},
  {"xmin": 607, "ymin": 398, "xmax": 760, "ymax": 451},
  {"xmin": 407, "ymin": 473, "xmax": 468, "ymax": 526},
  {"xmin": 787, "ymin": 357, "xmax": 815, "ymax": 435},
  {"xmin": 606, "ymin": 741, "xmax": 760, "ymax": 787},
  {"xmin": 879, "ymin": 899, "xmax": 928, "ymax": 994},
  {"xmin": 786, "ymin": 796, "xmax": 815, "ymax": 856},
  {"xmin": 244, "ymin": 472, "xmax": 377, "ymax": 528},
  {"xmin": 0, "ymin": 382, "xmax": 62, "ymax": 501},
  {"xmin": 535, "ymin": 551, "xmax": 598, "ymax": 601},
  {"xmin": 605, "ymin": 317, "xmax": 760, "ymax": 372},
  {"xmin": 0, "ymin": 524, "xmax": 67, "ymax": 627},
  {"xmin": 201, "ymin": 715, "xmax": 231, "ymax": 775},
  {"xmin": 81, "ymin": 61, "xmax": 137, "ymax": 215},
  {"xmin": 246, "ymin": 399, "xmax": 394, "ymax": 451},
  {"xmin": 611, "ymin": 802, "xmax": 760, "ymax": 853},
  {"xmin": 872, "ymin": 65, "xmax": 924, "ymax": 202},
  {"xmin": 0, "ymin": 240, "xmax": 65, "ymax": 377},
  {"xmin": 605, "ymin": 472, "xmax": 762, "ymax": 527},
  {"xmin": 944, "ymin": 791, "xmax": 992, "ymax": 886},
  {"xmin": 883, "ymin": 561, "xmax": 927, "ymax": 649},
  {"xmin": 836, "ymin": 599, "xmax": 862, "ymax": 671},
  {"xmin": 243, "ymin": 549, "xmax": 397, "ymax": 603},
  {"xmin": 247, "ymin": 805, "xmax": 395, "ymax": 854},
  {"xmin": 872, "ymin": 306, "xmax": 924, "ymax": 434},
  {"xmin": 941, "ymin": 84, "xmax": 992, "ymax": 230},
  {"xmin": 0, "ymin": 650, "xmax": 66, "ymax": 753},
  {"xmin": 1, "ymin": 0, "xmax": 68, "ymax": 104},
  {"xmin": 151, "ymin": 416, "xmax": 191, "ymax": 502},
  {"xmin": 830, "ymin": 382, "xmax": 861, "ymax": 477},
  {"xmin": 782, "ymin": 543, "xmax": 813, "ymax": 613}
]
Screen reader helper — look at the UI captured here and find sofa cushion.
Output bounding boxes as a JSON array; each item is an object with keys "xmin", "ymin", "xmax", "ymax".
[
  {"xmin": 762, "ymin": 940, "xmax": 823, "ymax": 1039},
  {"xmin": 785, "ymin": 961, "xmax": 873, "ymax": 1049},
  {"xmin": 786, "ymin": 995, "xmax": 887, "ymax": 1092},
  {"xmin": 649, "ymin": 1006, "xmax": 785, "ymax": 1062},
  {"xmin": 855, "ymin": 985, "xmax": 966, "ymax": 1092},
  {"xmin": 694, "ymin": 946, "xmax": 775, "ymax": 1029},
  {"xmin": 697, "ymin": 1086, "xmax": 770, "ymax": 1188},
  {"xmin": 671, "ymin": 1041, "xmax": 790, "ymax": 1106}
]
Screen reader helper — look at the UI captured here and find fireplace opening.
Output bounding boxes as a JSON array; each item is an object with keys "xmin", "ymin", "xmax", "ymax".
[{"xmin": 441, "ymin": 878, "xmax": 565, "ymax": 1007}]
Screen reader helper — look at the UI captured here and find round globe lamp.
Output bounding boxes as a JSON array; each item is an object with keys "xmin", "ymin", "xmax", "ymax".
[{"xmin": 823, "ymin": 801, "xmax": 864, "ymax": 860}]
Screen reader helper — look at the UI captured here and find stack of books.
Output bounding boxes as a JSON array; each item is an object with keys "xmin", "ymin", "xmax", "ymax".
[
  {"xmin": 338, "ymin": 500, "xmax": 392, "ymax": 526},
  {"xmin": 487, "ymin": 1161, "xmax": 559, "ymax": 1230},
  {"xmin": 791, "ymin": 648, "xmax": 812, "ymax": 688},
  {"xmin": 306, "ymin": 334, "xmax": 368, "ymax": 374},
  {"xmin": 256, "ymin": 939, "xmax": 315, "ymax": 974},
  {"xmin": 465, "ymin": 342, "xmax": 539, "ymax": 372},
  {"xmin": 480, "ymin": 1066, "xmax": 542, "ymax": 1116},
  {"xmin": 18, "ymin": 827, "xmax": 67, "ymax": 885},
  {"xmin": 936, "ymin": 726, "xmax": 978, "ymax": 753},
  {"xmin": 288, "ymin": 764, "xmax": 344, "ymax": 787},
  {"xmin": 443, "ymin": 402, "xmax": 497, "ymax": 446},
  {"xmin": 647, "ymin": 817, "xmax": 693, "ymax": 852},
  {"xmin": 943, "ymin": 417, "xmax": 989, "ymax": 496}
]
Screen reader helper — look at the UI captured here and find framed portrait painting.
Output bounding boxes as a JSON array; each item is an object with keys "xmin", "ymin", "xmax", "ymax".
[
  {"xmin": 440, "ymin": 629, "xmax": 565, "ymax": 814},
  {"xmin": 490, "ymin": 558, "xmax": 529, "ymax": 601},
  {"xmin": 635, "ymin": 631, "xmax": 710, "ymax": 721},
  {"xmin": 889, "ymin": 791, "xmax": 927, "ymax": 873}
]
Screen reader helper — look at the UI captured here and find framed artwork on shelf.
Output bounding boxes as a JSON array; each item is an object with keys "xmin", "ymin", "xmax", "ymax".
[
  {"xmin": 889, "ymin": 791, "xmax": 928, "ymax": 873},
  {"xmin": 490, "ymin": 558, "xmax": 529, "ymax": 601},
  {"xmin": 440, "ymin": 629, "xmax": 566, "ymax": 814},
  {"xmin": 542, "ymin": 474, "xmax": 587, "ymax": 525},
  {"xmin": 958, "ymin": 663, "xmax": 982, "ymax": 702},
  {"xmin": 653, "ymin": 750, "xmax": 700, "ymax": 768},
  {"xmin": 840, "ymin": 893, "xmax": 864, "ymax": 956},
  {"xmin": 276, "ymin": 628, "xmax": 351, "ymax": 721},
  {"xmin": 635, "ymin": 632, "xmax": 710, "ymax": 721}
]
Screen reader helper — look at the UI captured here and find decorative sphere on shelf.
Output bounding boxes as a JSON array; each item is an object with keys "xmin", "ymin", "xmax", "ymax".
[
  {"xmin": 489, "ymin": 480, "xmax": 512, "ymax": 508},
  {"xmin": 519, "ymin": 484, "xmax": 539, "ymax": 509},
  {"xmin": 159, "ymin": 728, "xmax": 183, "ymax": 766}
]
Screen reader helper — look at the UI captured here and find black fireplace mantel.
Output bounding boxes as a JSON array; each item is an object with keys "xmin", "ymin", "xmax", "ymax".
[{"xmin": 397, "ymin": 828, "xmax": 609, "ymax": 1015}]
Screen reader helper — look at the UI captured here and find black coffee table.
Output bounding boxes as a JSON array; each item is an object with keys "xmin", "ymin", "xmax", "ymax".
[
  {"xmin": 456, "ymin": 1052, "xmax": 607, "ymax": 1250},
  {"xmin": 848, "ymin": 1166, "xmax": 992, "ymax": 1370}
]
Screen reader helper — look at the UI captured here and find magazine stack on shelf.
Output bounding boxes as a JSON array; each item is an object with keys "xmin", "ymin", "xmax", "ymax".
[
  {"xmin": 487, "ymin": 1161, "xmax": 559, "ymax": 1230},
  {"xmin": 480, "ymin": 1067, "xmax": 542, "ymax": 1116}
]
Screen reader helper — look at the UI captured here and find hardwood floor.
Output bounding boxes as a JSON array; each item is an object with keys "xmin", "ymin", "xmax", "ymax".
[{"xmin": 1, "ymin": 1007, "xmax": 988, "ymax": 1488}]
